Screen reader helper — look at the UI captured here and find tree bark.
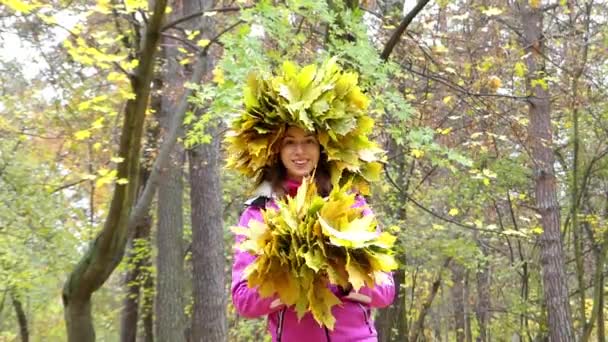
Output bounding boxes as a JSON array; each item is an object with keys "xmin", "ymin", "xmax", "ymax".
[
  {"xmin": 409, "ymin": 257, "xmax": 452, "ymax": 342},
  {"xmin": 464, "ymin": 271, "xmax": 472, "ymax": 342},
  {"xmin": 119, "ymin": 215, "xmax": 152, "ymax": 342},
  {"xmin": 184, "ymin": 1, "xmax": 226, "ymax": 340},
  {"xmin": 188, "ymin": 125, "xmax": 226, "ymax": 341},
  {"xmin": 11, "ymin": 291, "xmax": 28, "ymax": 342},
  {"xmin": 188, "ymin": 130, "xmax": 227, "ymax": 341},
  {"xmin": 450, "ymin": 263, "xmax": 465, "ymax": 342},
  {"xmin": 154, "ymin": 145, "xmax": 186, "ymax": 341},
  {"xmin": 475, "ymin": 240, "xmax": 491, "ymax": 342},
  {"xmin": 154, "ymin": 1, "xmax": 188, "ymax": 337},
  {"xmin": 61, "ymin": 1, "xmax": 168, "ymax": 341},
  {"xmin": 519, "ymin": 4, "xmax": 575, "ymax": 342},
  {"xmin": 142, "ymin": 261, "xmax": 155, "ymax": 342}
]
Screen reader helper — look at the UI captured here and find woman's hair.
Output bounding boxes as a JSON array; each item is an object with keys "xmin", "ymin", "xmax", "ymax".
[{"xmin": 257, "ymin": 147, "xmax": 332, "ymax": 198}]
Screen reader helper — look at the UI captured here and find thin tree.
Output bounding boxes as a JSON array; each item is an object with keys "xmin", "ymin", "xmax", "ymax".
[{"xmin": 518, "ymin": 2, "xmax": 575, "ymax": 341}]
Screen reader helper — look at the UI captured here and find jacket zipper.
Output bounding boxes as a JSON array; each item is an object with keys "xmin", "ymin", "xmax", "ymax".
[
  {"xmin": 357, "ymin": 303, "xmax": 373, "ymax": 334},
  {"xmin": 276, "ymin": 308, "xmax": 286, "ymax": 342}
]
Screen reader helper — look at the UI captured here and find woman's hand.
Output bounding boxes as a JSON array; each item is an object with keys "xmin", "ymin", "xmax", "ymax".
[
  {"xmin": 270, "ymin": 298, "xmax": 283, "ymax": 310},
  {"xmin": 339, "ymin": 283, "xmax": 372, "ymax": 304},
  {"xmin": 344, "ymin": 291, "xmax": 371, "ymax": 304}
]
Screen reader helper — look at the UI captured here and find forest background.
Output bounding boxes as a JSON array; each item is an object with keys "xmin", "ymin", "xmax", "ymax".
[{"xmin": 1, "ymin": 0, "xmax": 607, "ymax": 341}]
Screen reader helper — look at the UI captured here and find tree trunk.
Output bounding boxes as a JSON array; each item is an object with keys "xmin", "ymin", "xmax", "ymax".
[
  {"xmin": 154, "ymin": 2, "xmax": 188, "ymax": 335},
  {"xmin": 464, "ymin": 271, "xmax": 472, "ymax": 342},
  {"xmin": 188, "ymin": 126, "xmax": 227, "ymax": 341},
  {"xmin": 409, "ymin": 257, "xmax": 452, "ymax": 342},
  {"xmin": 180, "ymin": 0, "xmax": 226, "ymax": 340},
  {"xmin": 62, "ymin": 1, "xmax": 168, "ymax": 340},
  {"xmin": 11, "ymin": 292, "xmax": 28, "ymax": 342},
  {"xmin": 450, "ymin": 263, "xmax": 465, "ymax": 342},
  {"xmin": 475, "ymin": 242, "xmax": 491, "ymax": 342},
  {"xmin": 154, "ymin": 143, "xmax": 186, "ymax": 341},
  {"xmin": 597, "ymin": 271, "xmax": 605, "ymax": 342},
  {"xmin": 519, "ymin": 4, "xmax": 575, "ymax": 342},
  {"xmin": 142, "ymin": 261, "xmax": 155, "ymax": 342},
  {"xmin": 120, "ymin": 215, "xmax": 152, "ymax": 342}
]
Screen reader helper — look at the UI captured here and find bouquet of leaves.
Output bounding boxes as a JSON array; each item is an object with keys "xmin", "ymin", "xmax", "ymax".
[{"xmin": 232, "ymin": 179, "xmax": 398, "ymax": 329}]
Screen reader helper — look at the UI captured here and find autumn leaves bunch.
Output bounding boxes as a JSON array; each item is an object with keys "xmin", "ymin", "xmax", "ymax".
[
  {"xmin": 232, "ymin": 179, "xmax": 398, "ymax": 329},
  {"xmin": 225, "ymin": 57, "xmax": 385, "ymax": 194}
]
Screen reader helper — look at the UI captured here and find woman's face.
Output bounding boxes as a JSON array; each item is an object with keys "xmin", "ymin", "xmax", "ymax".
[{"xmin": 280, "ymin": 126, "xmax": 320, "ymax": 181}]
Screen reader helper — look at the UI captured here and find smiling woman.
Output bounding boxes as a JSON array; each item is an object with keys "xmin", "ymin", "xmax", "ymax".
[
  {"xmin": 226, "ymin": 58, "xmax": 394, "ymax": 342},
  {"xmin": 279, "ymin": 126, "xmax": 320, "ymax": 182}
]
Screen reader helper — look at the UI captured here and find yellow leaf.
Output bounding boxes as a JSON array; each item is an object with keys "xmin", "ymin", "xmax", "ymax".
[
  {"xmin": 436, "ymin": 127, "xmax": 452, "ymax": 135},
  {"xmin": 107, "ymin": 71, "xmax": 127, "ymax": 82},
  {"xmin": 116, "ymin": 178, "xmax": 129, "ymax": 185},
  {"xmin": 433, "ymin": 44, "xmax": 448, "ymax": 54},
  {"xmin": 111, "ymin": 156, "xmax": 125, "ymax": 163},
  {"xmin": 531, "ymin": 226, "xmax": 543, "ymax": 235},
  {"xmin": 432, "ymin": 223, "xmax": 445, "ymax": 230},
  {"xmin": 367, "ymin": 251, "xmax": 398, "ymax": 272},
  {"xmin": 529, "ymin": 0, "xmax": 541, "ymax": 8},
  {"xmin": 74, "ymin": 129, "xmax": 91, "ymax": 140},
  {"xmin": 91, "ymin": 117, "xmax": 104, "ymax": 129},
  {"xmin": 448, "ymin": 208, "xmax": 459, "ymax": 216},
  {"xmin": 345, "ymin": 254, "xmax": 374, "ymax": 292},
  {"xmin": 78, "ymin": 101, "xmax": 91, "ymax": 111},
  {"xmin": 482, "ymin": 169, "xmax": 497, "ymax": 178},
  {"xmin": 482, "ymin": 7, "xmax": 503, "ymax": 16},
  {"xmin": 411, "ymin": 149, "xmax": 424, "ymax": 158},
  {"xmin": 124, "ymin": 0, "xmax": 147, "ymax": 12},
  {"xmin": 488, "ymin": 76, "xmax": 502, "ymax": 91},
  {"xmin": 3, "ymin": 0, "xmax": 37, "ymax": 13},
  {"xmin": 307, "ymin": 279, "xmax": 341, "ymax": 330},
  {"xmin": 274, "ymin": 269, "xmax": 300, "ymax": 306},
  {"xmin": 514, "ymin": 62, "xmax": 526, "ymax": 78},
  {"xmin": 197, "ymin": 39, "xmax": 210, "ymax": 48},
  {"xmin": 213, "ymin": 67, "xmax": 225, "ymax": 85}
]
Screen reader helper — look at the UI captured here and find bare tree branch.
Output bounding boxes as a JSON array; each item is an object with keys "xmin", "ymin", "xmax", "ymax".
[
  {"xmin": 381, "ymin": 0, "xmax": 431, "ymax": 61},
  {"xmin": 162, "ymin": 6, "xmax": 251, "ymax": 31}
]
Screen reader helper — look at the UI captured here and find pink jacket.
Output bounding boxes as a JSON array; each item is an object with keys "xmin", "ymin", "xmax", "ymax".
[{"xmin": 231, "ymin": 195, "xmax": 395, "ymax": 342}]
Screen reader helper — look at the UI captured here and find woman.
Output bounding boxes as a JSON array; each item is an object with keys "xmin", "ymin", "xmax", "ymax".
[{"xmin": 231, "ymin": 126, "xmax": 395, "ymax": 342}]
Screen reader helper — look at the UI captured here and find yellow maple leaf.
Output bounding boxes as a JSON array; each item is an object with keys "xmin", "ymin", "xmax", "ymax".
[
  {"xmin": 4, "ymin": 0, "xmax": 37, "ymax": 13},
  {"xmin": 411, "ymin": 149, "xmax": 424, "ymax": 158},
  {"xmin": 307, "ymin": 278, "xmax": 341, "ymax": 330},
  {"xmin": 74, "ymin": 129, "xmax": 91, "ymax": 140}
]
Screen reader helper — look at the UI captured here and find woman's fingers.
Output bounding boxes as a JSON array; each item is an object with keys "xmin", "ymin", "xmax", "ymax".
[
  {"xmin": 270, "ymin": 298, "xmax": 283, "ymax": 309},
  {"xmin": 344, "ymin": 292, "xmax": 371, "ymax": 304}
]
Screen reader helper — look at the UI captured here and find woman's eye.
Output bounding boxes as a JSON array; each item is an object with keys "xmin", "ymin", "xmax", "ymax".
[
  {"xmin": 305, "ymin": 139, "xmax": 317, "ymax": 145},
  {"xmin": 284, "ymin": 140, "xmax": 294, "ymax": 145}
]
